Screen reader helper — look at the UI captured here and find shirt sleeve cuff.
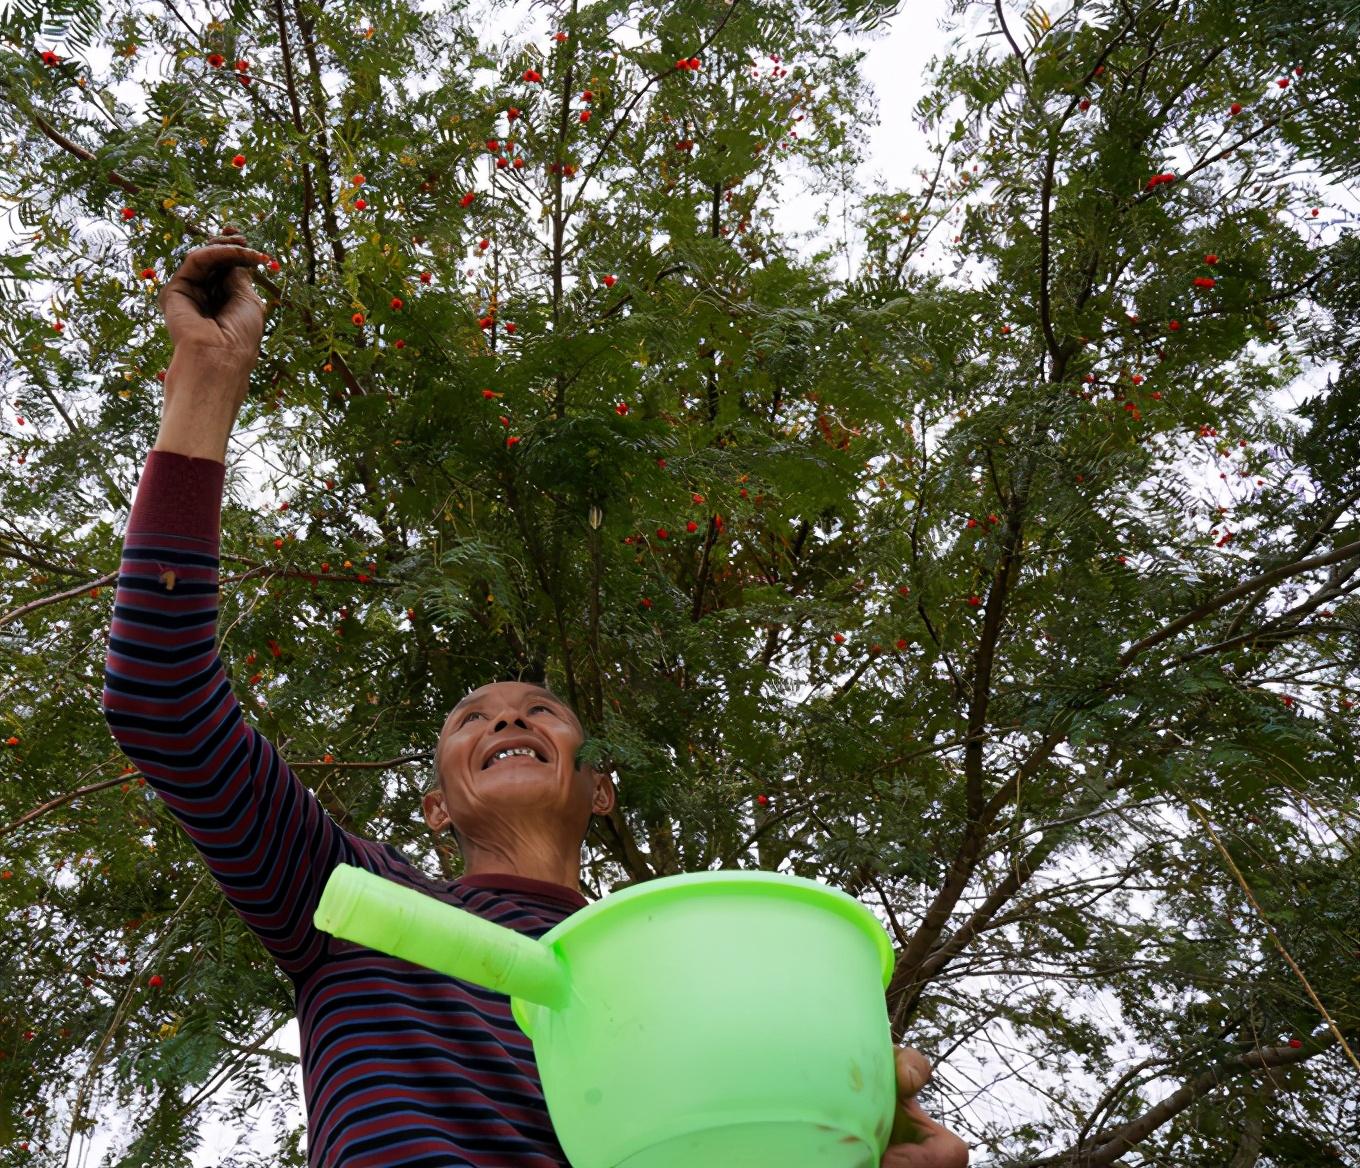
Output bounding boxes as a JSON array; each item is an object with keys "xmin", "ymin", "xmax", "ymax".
[{"xmin": 128, "ymin": 450, "xmax": 226, "ymax": 544}]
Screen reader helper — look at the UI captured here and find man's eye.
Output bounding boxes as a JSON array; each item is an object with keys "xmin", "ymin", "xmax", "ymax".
[
  {"xmin": 531, "ymin": 704, "xmax": 551, "ymax": 714},
  {"xmin": 462, "ymin": 712, "xmax": 483, "ymax": 724}
]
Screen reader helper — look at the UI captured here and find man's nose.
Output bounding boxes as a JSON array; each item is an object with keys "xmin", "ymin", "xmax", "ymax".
[{"xmin": 493, "ymin": 715, "xmax": 528, "ymax": 731}]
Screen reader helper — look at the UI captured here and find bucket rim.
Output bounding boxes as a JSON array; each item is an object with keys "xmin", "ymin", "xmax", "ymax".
[{"xmin": 539, "ymin": 867, "xmax": 895, "ymax": 988}]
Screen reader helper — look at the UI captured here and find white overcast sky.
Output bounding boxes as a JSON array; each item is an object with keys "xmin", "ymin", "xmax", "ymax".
[{"xmin": 6, "ymin": 0, "xmax": 1353, "ymax": 1163}]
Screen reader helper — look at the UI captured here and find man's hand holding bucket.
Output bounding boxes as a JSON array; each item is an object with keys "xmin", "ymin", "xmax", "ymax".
[{"xmin": 881, "ymin": 1046, "xmax": 969, "ymax": 1167}]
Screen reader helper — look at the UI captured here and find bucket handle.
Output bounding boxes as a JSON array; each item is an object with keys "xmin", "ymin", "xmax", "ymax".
[{"xmin": 314, "ymin": 863, "xmax": 570, "ymax": 1009}]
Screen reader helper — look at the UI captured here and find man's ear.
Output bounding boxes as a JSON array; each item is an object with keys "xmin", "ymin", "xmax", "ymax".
[
  {"xmin": 591, "ymin": 766, "xmax": 617, "ymax": 815},
  {"xmin": 423, "ymin": 787, "xmax": 451, "ymax": 832}
]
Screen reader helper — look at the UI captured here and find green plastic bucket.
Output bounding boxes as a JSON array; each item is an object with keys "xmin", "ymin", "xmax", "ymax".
[{"xmin": 315, "ymin": 864, "xmax": 897, "ymax": 1167}]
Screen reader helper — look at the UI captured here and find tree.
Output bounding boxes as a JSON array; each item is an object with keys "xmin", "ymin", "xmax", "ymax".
[{"xmin": 0, "ymin": 0, "xmax": 1357, "ymax": 1163}]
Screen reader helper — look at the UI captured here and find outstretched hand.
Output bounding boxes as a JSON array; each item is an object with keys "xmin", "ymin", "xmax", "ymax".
[
  {"xmin": 158, "ymin": 224, "xmax": 269, "ymax": 376},
  {"xmin": 881, "ymin": 1046, "xmax": 968, "ymax": 1168}
]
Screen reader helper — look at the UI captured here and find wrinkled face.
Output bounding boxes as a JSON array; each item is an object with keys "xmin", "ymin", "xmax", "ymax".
[{"xmin": 432, "ymin": 681, "xmax": 600, "ymax": 837}]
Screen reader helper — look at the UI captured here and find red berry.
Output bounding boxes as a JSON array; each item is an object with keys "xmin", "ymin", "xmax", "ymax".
[
  {"xmin": 506, "ymin": 435, "xmax": 520, "ymax": 447},
  {"xmin": 352, "ymin": 312, "xmax": 365, "ymax": 326},
  {"xmin": 1204, "ymin": 253, "xmax": 1218, "ymax": 264},
  {"xmin": 968, "ymin": 595, "xmax": 981, "ymax": 606},
  {"xmin": 686, "ymin": 520, "xmax": 698, "ymax": 533},
  {"xmin": 1288, "ymin": 1038, "xmax": 1302, "ymax": 1048},
  {"xmin": 231, "ymin": 153, "xmax": 246, "ymax": 168},
  {"xmin": 148, "ymin": 974, "xmax": 163, "ymax": 988},
  {"xmin": 1078, "ymin": 98, "xmax": 1090, "ymax": 111},
  {"xmin": 1193, "ymin": 276, "xmax": 1215, "ymax": 288},
  {"xmin": 1277, "ymin": 77, "xmax": 1289, "ymax": 88},
  {"xmin": 1168, "ymin": 320, "xmax": 1181, "ymax": 331},
  {"xmin": 616, "ymin": 401, "xmax": 629, "ymax": 415},
  {"xmin": 640, "ymin": 597, "xmax": 652, "ymax": 608},
  {"xmin": 460, "ymin": 191, "xmax": 476, "ymax": 208},
  {"xmin": 390, "ymin": 297, "xmax": 403, "ymax": 310},
  {"xmin": 656, "ymin": 527, "xmax": 669, "ymax": 539},
  {"xmin": 1229, "ymin": 103, "xmax": 1242, "ymax": 116},
  {"xmin": 353, "ymin": 198, "xmax": 367, "ymax": 210},
  {"xmin": 756, "ymin": 794, "xmax": 768, "ymax": 806},
  {"xmin": 603, "ymin": 274, "xmax": 617, "ymax": 287},
  {"xmin": 895, "ymin": 639, "xmax": 908, "ymax": 650},
  {"xmin": 833, "ymin": 633, "xmax": 845, "ymax": 644}
]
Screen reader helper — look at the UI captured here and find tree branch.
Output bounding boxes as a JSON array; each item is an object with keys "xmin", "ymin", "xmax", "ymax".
[{"xmin": 1116, "ymin": 539, "xmax": 1360, "ymax": 670}]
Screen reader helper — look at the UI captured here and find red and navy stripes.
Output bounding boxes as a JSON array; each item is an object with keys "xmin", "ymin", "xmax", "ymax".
[{"xmin": 100, "ymin": 450, "xmax": 583, "ymax": 1167}]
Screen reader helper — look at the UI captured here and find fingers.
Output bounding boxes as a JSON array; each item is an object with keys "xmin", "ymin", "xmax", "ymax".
[
  {"xmin": 896, "ymin": 1101, "xmax": 970, "ymax": 1167},
  {"xmin": 175, "ymin": 242, "xmax": 266, "ymax": 288},
  {"xmin": 895, "ymin": 1045, "xmax": 933, "ymax": 1097},
  {"xmin": 200, "ymin": 224, "xmax": 262, "ymax": 257},
  {"xmin": 889, "ymin": 1047, "xmax": 970, "ymax": 1167}
]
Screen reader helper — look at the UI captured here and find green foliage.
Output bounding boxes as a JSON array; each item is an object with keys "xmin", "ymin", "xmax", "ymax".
[{"xmin": 0, "ymin": 0, "xmax": 1358, "ymax": 1162}]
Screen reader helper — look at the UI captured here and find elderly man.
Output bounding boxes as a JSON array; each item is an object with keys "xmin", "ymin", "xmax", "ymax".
[{"xmin": 100, "ymin": 227, "xmax": 968, "ymax": 1166}]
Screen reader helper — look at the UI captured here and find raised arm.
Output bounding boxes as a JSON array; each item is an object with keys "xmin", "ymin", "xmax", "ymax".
[{"xmin": 100, "ymin": 228, "xmax": 377, "ymax": 981}]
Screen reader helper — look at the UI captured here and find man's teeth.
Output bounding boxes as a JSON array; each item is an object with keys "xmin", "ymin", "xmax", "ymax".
[{"xmin": 491, "ymin": 747, "xmax": 539, "ymax": 765}]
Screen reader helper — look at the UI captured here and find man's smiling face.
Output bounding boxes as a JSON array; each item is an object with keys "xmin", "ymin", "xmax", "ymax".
[{"xmin": 424, "ymin": 680, "xmax": 615, "ymax": 888}]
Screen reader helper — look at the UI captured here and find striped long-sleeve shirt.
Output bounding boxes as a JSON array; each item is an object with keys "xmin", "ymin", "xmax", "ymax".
[{"xmin": 100, "ymin": 450, "xmax": 584, "ymax": 1168}]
